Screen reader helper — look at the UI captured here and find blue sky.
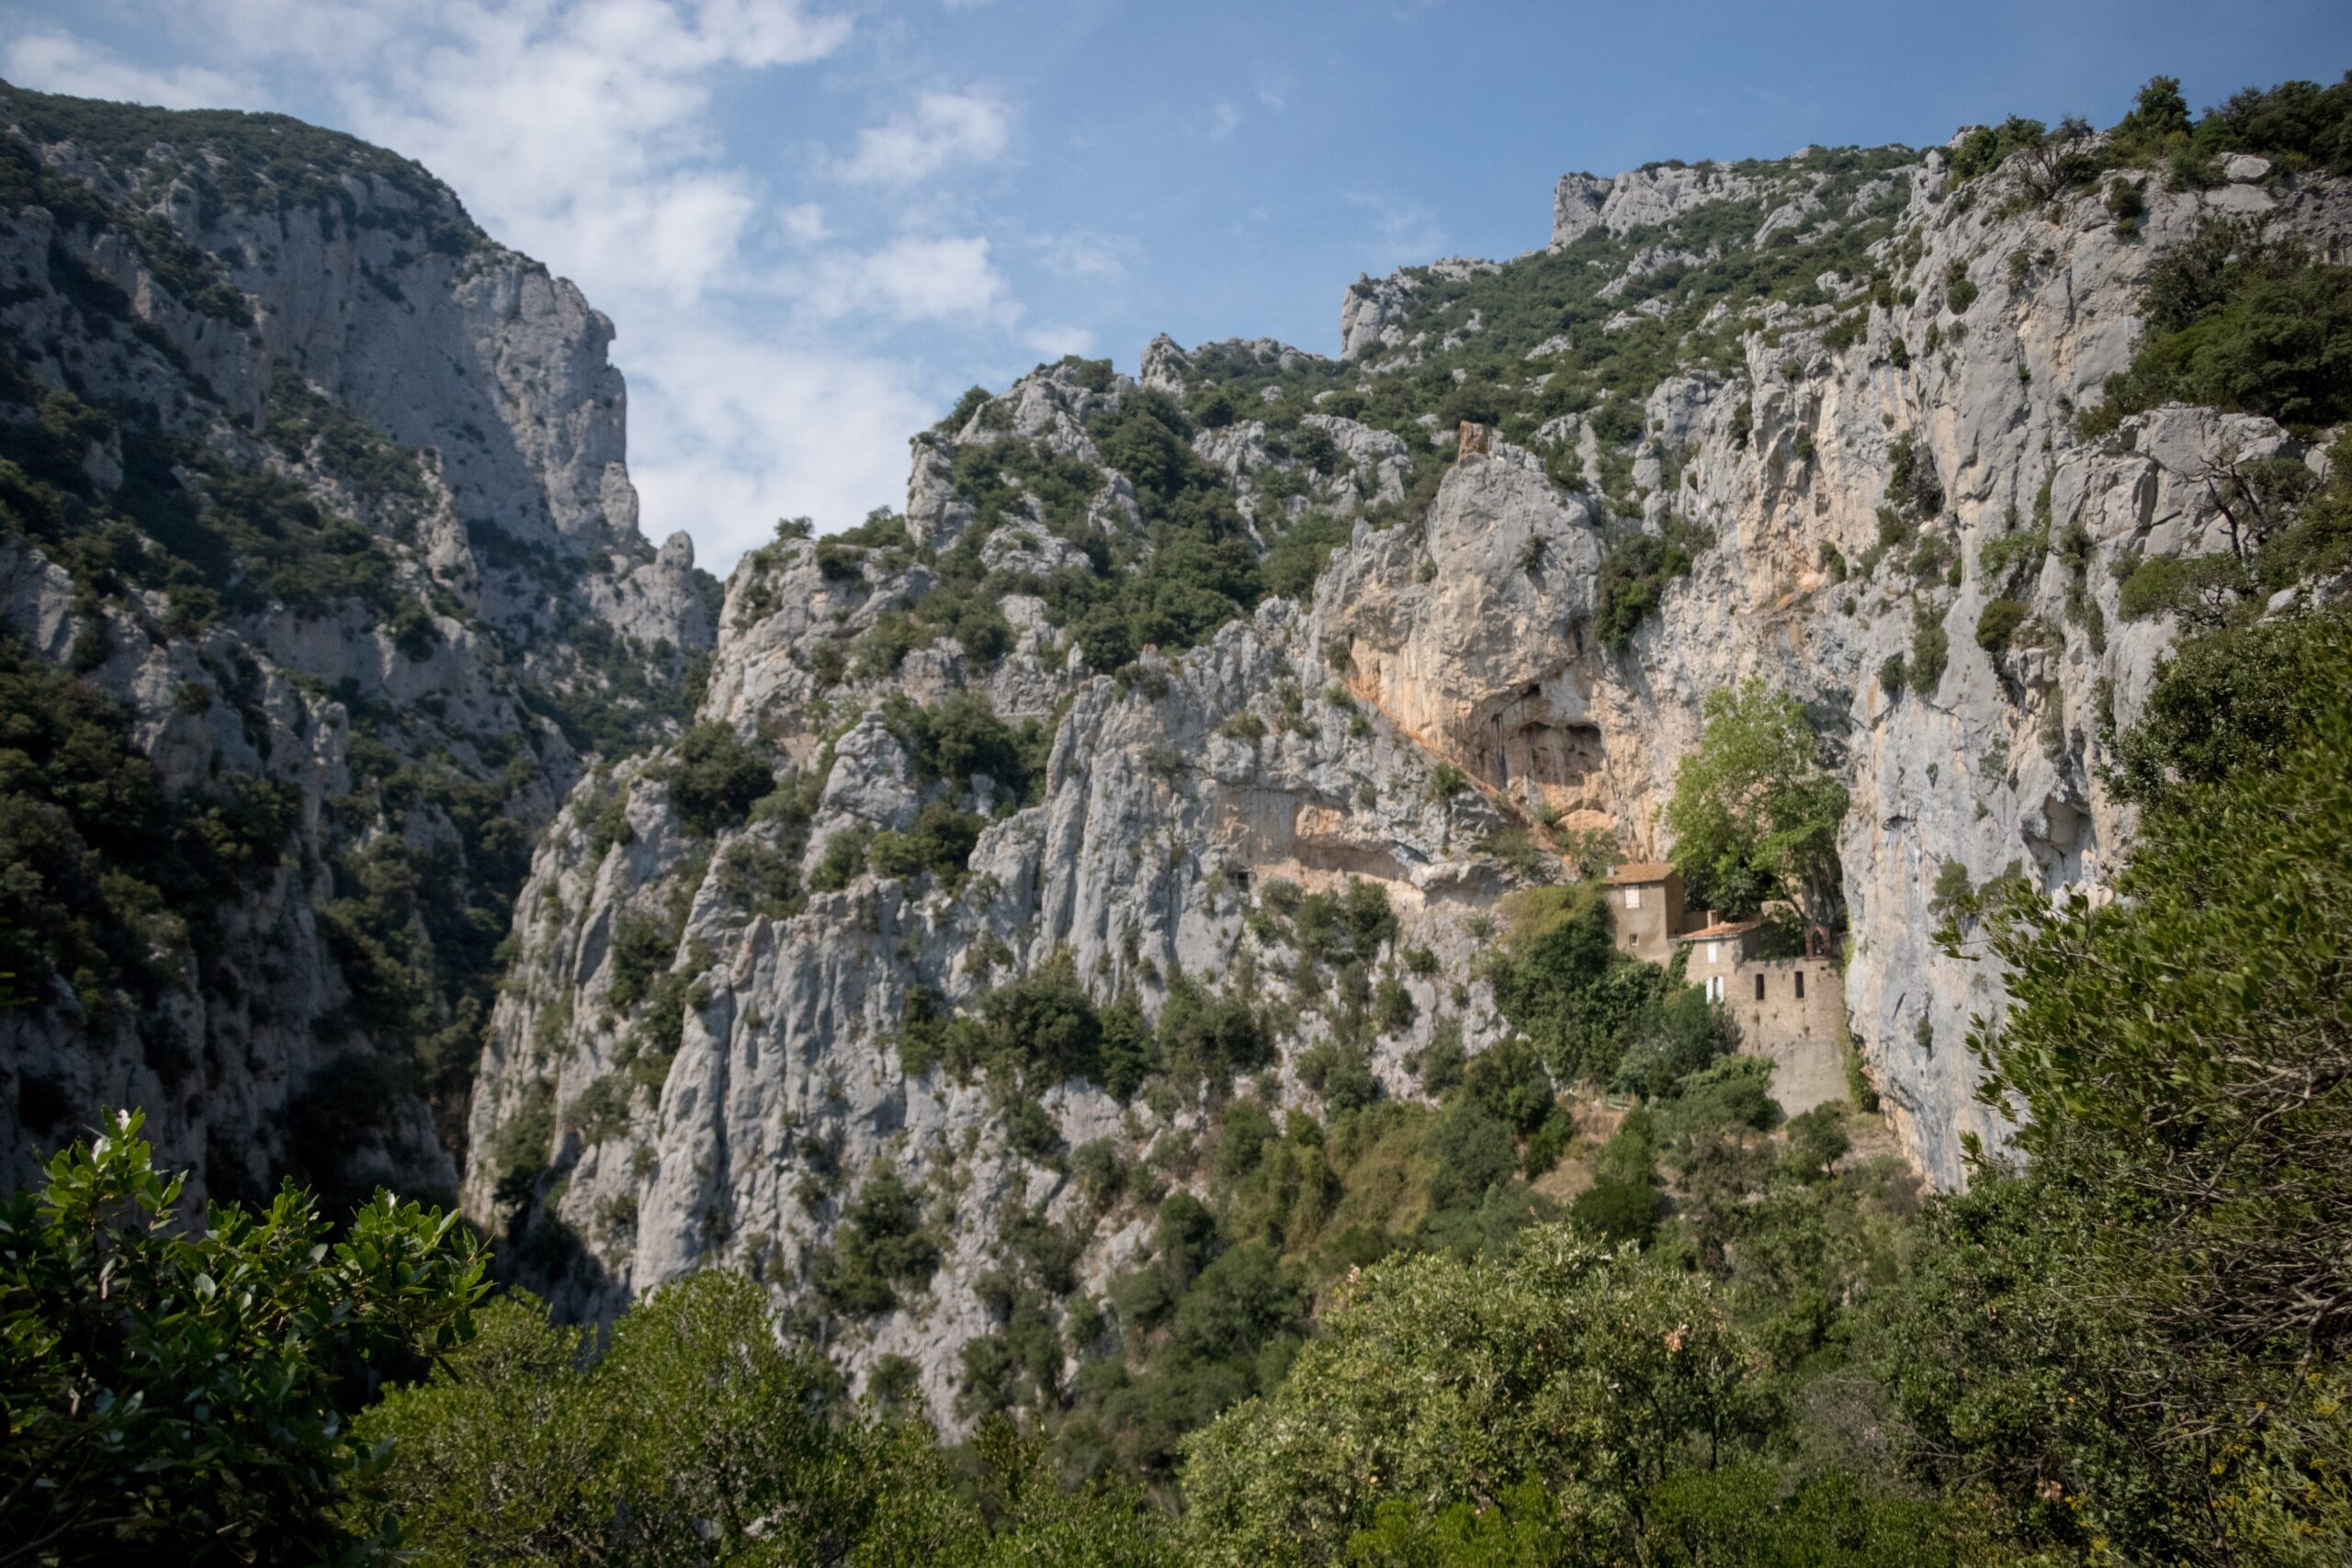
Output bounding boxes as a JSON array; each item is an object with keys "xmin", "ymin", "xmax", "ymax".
[{"xmin": 6, "ymin": 2, "xmax": 2348, "ymax": 568}]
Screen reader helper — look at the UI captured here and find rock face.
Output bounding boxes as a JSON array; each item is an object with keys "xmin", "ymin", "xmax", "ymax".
[
  {"xmin": 10, "ymin": 82, "xmax": 2344, "ymax": 1439},
  {"xmin": 1340, "ymin": 273, "xmax": 1416, "ymax": 360},
  {"xmin": 467, "ymin": 121, "xmax": 2352, "ymax": 1433},
  {"xmin": 0, "ymin": 87, "xmax": 711, "ymax": 1207},
  {"xmin": 1549, "ymin": 173, "xmax": 1611, "ymax": 248}
]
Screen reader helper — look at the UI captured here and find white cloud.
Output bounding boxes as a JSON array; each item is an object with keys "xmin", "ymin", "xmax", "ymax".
[
  {"xmin": 1031, "ymin": 230, "xmax": 1140, "ymax": 280},
  {"xmin": 775, "ymin": 202, "xmax": 829, "ymax": 243},
  {"xmin": 320, "ymin": 4, "xmax": 809, "ymax": 304},
  {"xmin": 834, "ymin": 89, "xmax": 1011, "ymax": 184},
  {"xmin": 1023, "ymin": 323, "xmax": 1097, "ymax": 359},
  {"xmin": 625, "ymin": 322, "xmax": 935, "ymax": 563},
  {"xmin": 803, "ymin": 234, "xmax": 1012, "ymax": 326},
  {"xmin": 2, "ymin": 27, "xmax": 250, "ymax": 108},
  {"xmin": 0, "ymin": 4, "xmax": 1081, "ymax": 565},
  {"xmin": 1351, "ymin": 192, "xmax": 1446, "ymax": 264},
  {"xmin": 1208, "ymin": 101, "xmax": 1242, "ymax": 140}
]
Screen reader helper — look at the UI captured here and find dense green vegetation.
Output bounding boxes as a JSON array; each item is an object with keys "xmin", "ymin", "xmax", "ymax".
[
  {"xmin": 1879, "ymin": 606, "xmax": 2352, "ymax": 1562},
  {"xmin": 1486, "ymin": 884, "xmax": 1691, "ymax": 1086},
  {"xmin": 1950, "ymin": 73, "xmax": 2352, "ymax": 220},
  {"xmin": 2082, "ymin": 219, "xmax": 2352, "ymax": 436},
  {"xmin": 0, "ymin": 1111, "xmax": 487, "ymax": 1564},
  {"xmin": 1593, "ymin": 516, "xmax": 1708, "ymax": 649},
  {"xmin": 664, "ymin": 722, "xmax": 775, "ymax": 836},
  {"xmin": 1660, "ymin": 680, "xmax": 1849, "ymax": 926},
  {"xmin": 0, "ymin": 631, "xmax": 300, "ymax": 1087}
]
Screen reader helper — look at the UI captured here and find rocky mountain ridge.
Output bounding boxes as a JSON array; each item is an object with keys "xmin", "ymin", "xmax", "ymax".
[
  {"xmin": 461, "ymin": 121, "xmax": 2350, "ymax": 1427},
  {"xmin": 3, "ymin": 79, "xmax": 2344, "ymax": 1440},
  {"xmin": 0, "ymin": 85, "xmax": 712, "ymax": 1211}
]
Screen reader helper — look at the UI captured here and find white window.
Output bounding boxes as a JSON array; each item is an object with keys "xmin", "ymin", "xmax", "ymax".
[
  {"xmin": 1625, "ymin": 886, "xmax": 1643, "ymax": 910},
  {"xmin": 1705, "ymin": 975, "xmax": 1724, "ymax": 1002},
  {"xmin": 1706, "ymin": 941, "xmax": 1721, "ymax": 964}
]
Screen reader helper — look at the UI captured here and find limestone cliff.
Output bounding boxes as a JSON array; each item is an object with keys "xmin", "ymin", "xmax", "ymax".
[
  {"xmin": 466, "ymin": 125, "xmax": 2350, "ymax": 1427},
  {"xmin": 0, "ymin": 86, "xmax": 711, "ymax": 1208},
  {"xmin": 6, "ymin": 80, "xmax": 2342, "ymax": 1437}
]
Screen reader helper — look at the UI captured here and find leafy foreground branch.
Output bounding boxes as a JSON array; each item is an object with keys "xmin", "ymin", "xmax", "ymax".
[{"xmin": 0, "ymin": 1111, "xmax": 488, "ymax": 1565}]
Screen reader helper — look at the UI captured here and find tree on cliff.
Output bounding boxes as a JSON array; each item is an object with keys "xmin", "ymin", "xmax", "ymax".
[
  {"xmin": 1661, "ymin": 682, "xmax": 1849, "ymax": 929},
  {"xmin": 1881, "ymin": 612, "xmax": 2352, "ymax": 1563}
]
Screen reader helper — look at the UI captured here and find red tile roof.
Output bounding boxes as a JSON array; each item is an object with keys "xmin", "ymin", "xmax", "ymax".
[
  {"xmin": 1678, "ymin": 919, "xmax": 1763, "ymax": 942},
  {"xmin": 1602, "ymin": 862, "xmax": 1678, "ymax": 885}
]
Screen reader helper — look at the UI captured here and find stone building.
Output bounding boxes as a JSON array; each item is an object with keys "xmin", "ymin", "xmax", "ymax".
[
  {"xmin": 1600, "ymin": 863, "xmax": 1686, "ymax": 959},
  {"xmin": 1601, "ymin": 865, "xmax": 1848, "ymax": 1116}
]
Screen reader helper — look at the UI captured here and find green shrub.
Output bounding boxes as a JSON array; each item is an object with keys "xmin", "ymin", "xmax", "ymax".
[
  {"xmin": 1486, "ymin": 884, "xmax": 1665, "ymax": 1085},
  {"xmin": 2089, "ymin": 219, "xmax": 2352, "ymax": 432},
  {"xmin": 816, "ymin": 1169, "xmax": 943, "ymax": 1316},
  {"xmin": 665, "ymin": 722, "xmax": 773, "ymax": 836},
  {"xmin": 2106, "ymin": 176, "xmax": 2147, "ymax": 234},
  {"xmin": 1544, "ymin": 441, "xmax": 1587, "ymax": 489},
  {"xmin": 570, "ymin": 1073, "xmax": 633, "ymax": 1145},
  {"xmin": 1594, "ymin": 518, "xmax": 1709, "ymax": 649},
  {"xmin": 717, "ymin": 836, "xmax": 803, "ymax": 919},
  {"xmin": 1949, "ymin": 116, "xmax": 2053, "ymax": 183},
  {"xmin": 807, "ymin": 829, "xmax": 870, "ymax": 894},
  {"xmin": 1152, "ymin": 974, "xmax": 1271, "ymax": 1089},
  {"xmin": 357, "ymin": 1268, "xmax": 1173, "ymax": 1561},
  {"xmin": 2108, "ymin": 608, "xmax": 2351, "ymax": 807},
  {"xmin": 1974, "ymin": 596, "xmax": 2030, "ymax": 652},
  {"xmin": 1179, "ymin": 1224, "xmax": 1771, "ymax": 1561},
  {"xmin": 1911, "ymin": 604, "xmax": 1951, "ymax": 692},
  {"xmin": 1884, "ymin": 431, "xmax": 1943, "ymax": 518},
  {"xmin": 605, "ymin": 908, "xmax": 675, "ymax": 1010},
  {"xmin": 1422, "ymin": 1100, "xmax": 1516, "ymax": 1210},
  {"xmin": 1658, "ymin": 1055, "xmax": 1781, "ymax": 1136},
  {"xmin": 1257, "ymin": 511, "xmax": 1351, "ymax": 602},
  {"xmin": 1943, "ymin": 262, "xmax": 1978, "ymax": 315},
  {"xmin": 938, "ymin": 385, "xmax": 990, "ymax": 432},
  {"xmin": 1215, "ymin": 708, "xmax": 1265, "ymax": 743},
  {"xmin": 967, "ymin": 948, "xmax": 1106, "ymax": 1089},
  {"xmin": 1072, "ymin": 1137, "xmax": 1129, "ymax": 1207},
  {"xmin": 879, "ymin": 690, "xmax": 1048, "ymax": 805},
  {"xmin": 1461, "ymin": 1034, "xmax": 1556, "ymax": 1135},
  {"xmin": 1610, "ymin": 987, "xmax": 1737, "ymax": 1100},
  {"xmin": 2117, "ymin": 549, "xmax": 2252, "ymax": 627},
  {"xmin": 1978, "ymin": 517, "xmax": 2049, "ymax": 585},
  {"xmin": 1419, "ymin": 1021, "xmax": 1468, "ymax": 1100},
  {"xmin": 1569, "ymin": 1173, "xmax": 1662, "ymax": 1246},
  {"xmin": 865, "ymin": 801, "xmax": 987, "ymax": 888}
]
